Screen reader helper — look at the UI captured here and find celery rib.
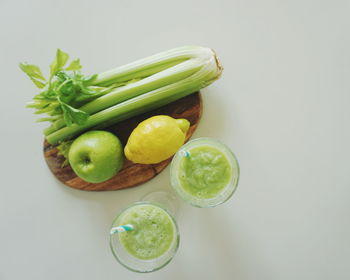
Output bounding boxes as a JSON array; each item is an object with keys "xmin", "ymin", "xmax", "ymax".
[
  {"xmin": 46, "ymin": 50, "xmax": 222, "ymax": 144},
  {"xmin": 44, "ymin": 59, "xmax": 203, "ymax": 135}
]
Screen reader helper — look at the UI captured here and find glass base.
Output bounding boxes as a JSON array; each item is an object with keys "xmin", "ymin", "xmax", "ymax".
[{"xmin": 109, "ymin": 201, "xmax": 180, "ymax": 273}]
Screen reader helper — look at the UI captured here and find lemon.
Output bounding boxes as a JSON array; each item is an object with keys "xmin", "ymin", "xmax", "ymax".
[{"xmin": 125, "ymin": 115, "xmax": 190, "ymax": 164}]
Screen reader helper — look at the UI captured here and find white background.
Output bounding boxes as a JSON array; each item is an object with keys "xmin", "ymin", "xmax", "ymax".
[{"xmin": 1, "ymin": 0, "xmax": 349, "ymax": 279}]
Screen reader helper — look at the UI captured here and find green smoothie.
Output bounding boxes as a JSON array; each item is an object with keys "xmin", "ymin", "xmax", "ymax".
[
  {"xmin": 171, "ymin": 138, "xmax": 239, "ymax": 207},
  {"xmin": 177, "ymin": 145, "xmax": 232, "ymax": 199},
  {"xmin": 117, "ymin": 203, "xmax": 177, "ymax": 260}
]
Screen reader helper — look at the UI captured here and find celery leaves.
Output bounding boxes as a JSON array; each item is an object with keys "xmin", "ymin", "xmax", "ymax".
[
  {"xmin": 57, "ymin": 140, "xmax": 73, "ymax": 167},
  {"xmin": 19, "ymin": 63, "xmax": 46, "ymax": 88},
  {"xmin": 66, "ymin": 59, "xmax": 82, "ymax": 71},
  {"xmin": 20, "ymin": 49, "xmax": 101, "ymax": 128},
  {"xmin": 50, "ymin": 49, "xmax": 69, "ymax": 80},
  {"xmin": 60, "ymin": 102, "xmax": 89, "ymax": 126}
]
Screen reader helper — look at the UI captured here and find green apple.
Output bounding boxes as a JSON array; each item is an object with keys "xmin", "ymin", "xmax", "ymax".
[{"xmin": 68, "ymin": 130, "xmax": 124, "ymax": 183}]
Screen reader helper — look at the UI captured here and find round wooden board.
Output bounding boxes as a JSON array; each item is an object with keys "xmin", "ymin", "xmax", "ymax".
[{"xmin": 43, "ymin": 92, "xmax": 202, "ymax": 191}]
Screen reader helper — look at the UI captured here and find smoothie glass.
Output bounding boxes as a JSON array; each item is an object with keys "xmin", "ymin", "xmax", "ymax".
[
  {"xmin": 109, "ymin": 199, "xmax": 180, "ymax": 273},
  {"xmin": 170, "ymin": 137, "xmax": 239, "ymax": 208}
]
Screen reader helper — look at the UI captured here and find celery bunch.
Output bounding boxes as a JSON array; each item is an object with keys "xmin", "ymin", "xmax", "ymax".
[{"xmin": 21, "ymin": 46, "xmax": 223, "ymax": 144}]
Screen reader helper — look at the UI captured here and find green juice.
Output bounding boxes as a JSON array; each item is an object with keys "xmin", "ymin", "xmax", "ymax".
[
  {"xmin": 117, "ymin": 204, "xmax": 177, "ymax": 260},
  {"xmin": 178, "ymin": 145, "xmax": 232, "ymax": 199},
  {"xmin": 171, "ymin": 138, "xmax": 239, "ymax": 207}
]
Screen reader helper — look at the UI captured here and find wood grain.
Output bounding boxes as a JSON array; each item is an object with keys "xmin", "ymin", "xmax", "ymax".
[{"xmin": 43, "ymin": 92, "xmax": 202, "ymax": 191}]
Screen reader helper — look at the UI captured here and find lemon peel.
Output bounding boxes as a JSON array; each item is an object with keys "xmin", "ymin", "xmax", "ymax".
[{"xmin": 125, "ymin": 115, "xmax": 190, "ymax": 164}]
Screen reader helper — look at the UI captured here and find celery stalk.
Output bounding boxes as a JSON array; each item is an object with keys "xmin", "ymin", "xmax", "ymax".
[
  {"xmin": 92, "ymin": 46, "xmax": 215, "ymax": 86},
  {"xmin": 44, "ymin": 58, "xmax": 203, "ymax": 135},
  {"xmin": 46, "ymin": 49, "xmax": 222, "ymax": 144}
]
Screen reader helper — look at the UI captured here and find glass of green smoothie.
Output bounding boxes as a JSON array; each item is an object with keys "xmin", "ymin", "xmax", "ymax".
[
  {"xmin": 109, "ymin": 201, "xmax": 180, "ymax": 273},
  {"xmin": 170, "ymin": 137, "xmax": 240, "ymax": 208}
]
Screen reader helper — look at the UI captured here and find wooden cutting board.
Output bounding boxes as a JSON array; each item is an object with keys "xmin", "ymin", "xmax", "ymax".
[{"xmin": 43, "ymin": 92, "xmax": 202, "ymax": 191}]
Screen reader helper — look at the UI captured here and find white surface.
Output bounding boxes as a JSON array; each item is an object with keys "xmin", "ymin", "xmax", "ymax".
[{"xmin": 1, "ymin": 0, "xmax": 349, "ymax": 279}]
